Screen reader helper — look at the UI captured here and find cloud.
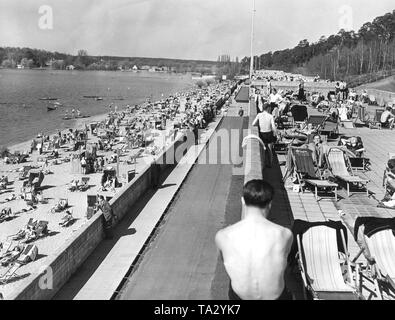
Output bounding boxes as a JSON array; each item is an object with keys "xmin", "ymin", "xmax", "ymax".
[{"xmin": 0, "ymin": 0, "xmax": 394, "ymax": 60}]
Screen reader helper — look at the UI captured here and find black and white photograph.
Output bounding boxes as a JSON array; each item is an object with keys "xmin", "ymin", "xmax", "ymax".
[{"xmin": 1, "ymin": 0, "xmax": 395, "ymax": 306}]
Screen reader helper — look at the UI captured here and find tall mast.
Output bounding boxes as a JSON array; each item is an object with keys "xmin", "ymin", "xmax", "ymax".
[{"xmin": 249, "ymin": 0, "xmax": 256, "ymax": 81}]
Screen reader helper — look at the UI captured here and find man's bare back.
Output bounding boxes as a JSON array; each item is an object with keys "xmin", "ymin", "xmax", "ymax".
[
  {"xmin": 215, "ymin": 180, "xmax": 293, "ymax": 300},
  {"xmin": 216, "ymin": 217, "xmax": 293, "ymax": 300}
]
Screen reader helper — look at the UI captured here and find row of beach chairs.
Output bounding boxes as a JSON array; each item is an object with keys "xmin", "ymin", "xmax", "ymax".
[
  {"xmin": 278, "ymin": 106, "xmax": 339, "ymax": 141},
  {"xmin": 284, "ymin": 146, "xmax": 369, "ymax": 200},
  {"xmin": 295, "ymin": 217, "xmax": 395, "ymax": 300}
]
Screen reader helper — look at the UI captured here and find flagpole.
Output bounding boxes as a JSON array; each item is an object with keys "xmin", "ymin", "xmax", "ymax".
[
  {"xmin": 248, "ymin": 0, "xmax": 256, "ymax": 117},
  {"xmin": 249, "ymin": 0, "xmax": 256, "ymax": 82}
]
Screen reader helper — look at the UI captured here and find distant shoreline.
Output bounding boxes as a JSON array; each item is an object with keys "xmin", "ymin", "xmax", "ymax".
[{"xmin": 0, "ymin": 67, "xmax": 213, "ymax": 77}]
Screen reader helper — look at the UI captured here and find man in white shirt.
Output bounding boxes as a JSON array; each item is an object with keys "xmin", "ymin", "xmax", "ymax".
[
  {"xmin": 269, "ymin": 88, "xmax": 283, "ymax": 114},
  {"xmin": 269, "ymin": 88, "xmax": 282, "ymax": 104}
]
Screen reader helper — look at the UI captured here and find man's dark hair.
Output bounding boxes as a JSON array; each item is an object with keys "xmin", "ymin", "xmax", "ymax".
[
  {"xmin": 243, "ymin": 180, "xmax": 274, "ymax": 209},
  {"xmin": 262, "ymin": 103, "xmax": 271, "ymax": 112}
]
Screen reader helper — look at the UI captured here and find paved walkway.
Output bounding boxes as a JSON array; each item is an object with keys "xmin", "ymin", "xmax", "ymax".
[{"xmin": 117, "ymin": 115, "xmax": 247, "ymax": 300}]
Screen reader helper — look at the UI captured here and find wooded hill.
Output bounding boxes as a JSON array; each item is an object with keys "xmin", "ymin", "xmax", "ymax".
[{"xmin": 241, "ymin": 10, "xmax": 395, "ymax": 86}]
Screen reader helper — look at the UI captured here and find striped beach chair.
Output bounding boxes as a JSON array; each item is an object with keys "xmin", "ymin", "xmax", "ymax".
[
  {"xmin": 365, "ymin": 229, "xmax": 395, "ymax": 296},
  {"xmin": 352, "ymin": 217, "xmax": 395, "ymax": 299},
  {"xmin": 290, "ymin": 147, "xmax": 338, "ymax": 201},
  {"xmin": 326, "ymin": 147, "xmax": 370, "ymax": 197},
  {"xmin": 296, "ymin": 225, "xmax": 360, "ymax": 300}
]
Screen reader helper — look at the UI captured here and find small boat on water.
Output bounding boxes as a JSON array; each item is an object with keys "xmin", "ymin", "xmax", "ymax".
[
  {"xmin": 52, "ymin": 102, "xmax": 63, "ymax": 106},
  {"xmin": 40, "ymin": 97, "xmax": 58, "ymax": 101},
  {"xmin": 83, "ymin": 95, "xmax": 103, "ymax": 101},
  {"xmin": 47, "ymin": 105, "xmax": 57, "ymax": 111},
  {"xmin": 62, "ymin": 115, "xmax": 72, "ymax": 120}
]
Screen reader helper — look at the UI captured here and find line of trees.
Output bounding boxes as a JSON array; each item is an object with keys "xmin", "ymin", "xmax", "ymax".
[
  {"xmin": 0, "ymin": 47, "xmax": 219, "ymax": 74},
  {"xmin": 0, "ymin": 47, "xmax": 244, "ymax": 79},
  {"xmin": 241, "ymin": 10, "xmax": 395, "ymax": 84}
]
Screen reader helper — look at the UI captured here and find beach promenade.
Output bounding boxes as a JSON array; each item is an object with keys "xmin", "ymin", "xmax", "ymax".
[
  {"xmin": 53, "ymin": 97, "xmax": 246, "ymax": 300},
  {"xmin": 116, "ymin": 116, "xmax": 247, "ymax": 300}
]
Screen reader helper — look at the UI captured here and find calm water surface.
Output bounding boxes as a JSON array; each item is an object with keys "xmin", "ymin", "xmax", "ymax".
[{"xmin": 0, "ymin": 69, "xmax": 193, "ymax": 147}]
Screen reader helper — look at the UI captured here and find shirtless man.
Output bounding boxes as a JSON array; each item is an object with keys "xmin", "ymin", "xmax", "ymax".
[
  {"xmin": 252, "ymin": 103, "xmax": 277, "ymax": 167},
  {"xmin": 215, "ymin": 180, "xmax": 293, "ymax": 300}
]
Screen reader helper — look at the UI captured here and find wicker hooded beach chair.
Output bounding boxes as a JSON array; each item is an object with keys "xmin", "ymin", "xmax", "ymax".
[{"xmin": 290, "ymin": 104, "xmax": 308, "ymax": 127}]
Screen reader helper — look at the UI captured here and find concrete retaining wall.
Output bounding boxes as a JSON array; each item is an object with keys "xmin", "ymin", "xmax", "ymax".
[
  {"xmin": 244, "ymin": 99, "xmax": 265, "ymax": 182},
  {"xmin": 242, "ymin": 98, "xmax": 265, "ymax": 220}
]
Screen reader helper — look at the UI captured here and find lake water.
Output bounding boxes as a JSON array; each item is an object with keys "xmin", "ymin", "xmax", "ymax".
[{"xmin": 0, "ymin": 69, "xmax": 193, "ymax": 147}]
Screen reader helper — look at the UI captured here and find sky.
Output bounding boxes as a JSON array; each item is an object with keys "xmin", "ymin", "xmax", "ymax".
[{"xmin": 0, "ymin": 0, "xmax": 393, "ymax": 61}]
